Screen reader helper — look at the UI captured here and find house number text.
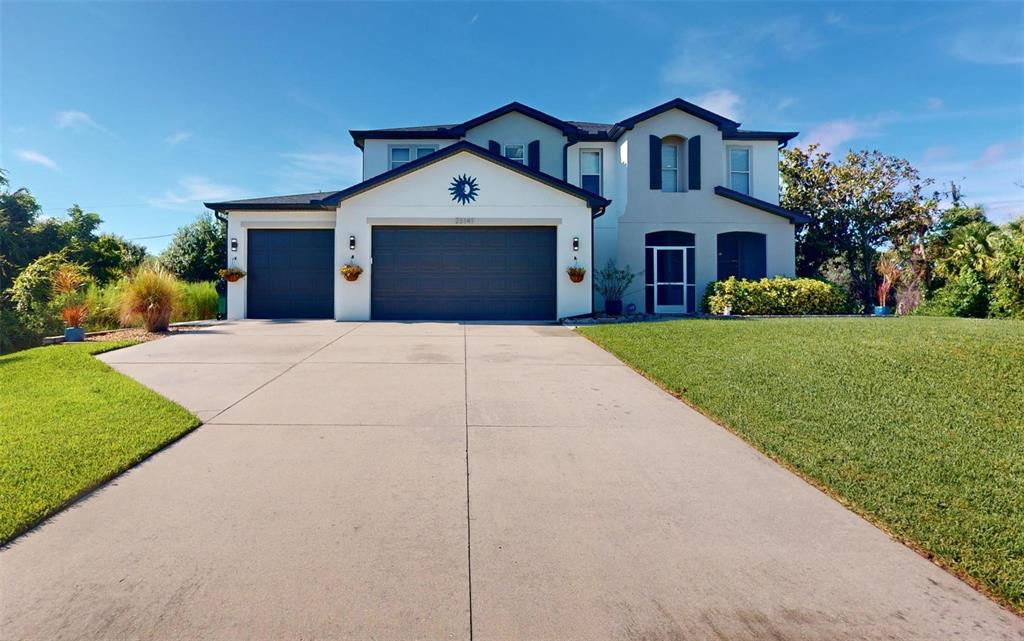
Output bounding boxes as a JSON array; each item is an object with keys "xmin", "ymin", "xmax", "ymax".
[{"xmin": 455, "ymin": 217, "xmax": 475, "ymax": 224}]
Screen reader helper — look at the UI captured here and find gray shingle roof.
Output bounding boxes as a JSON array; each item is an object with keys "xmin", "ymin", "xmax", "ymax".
[{"xmin": 205, "ymin": 191, "xmax": 336, "ymax": 210}]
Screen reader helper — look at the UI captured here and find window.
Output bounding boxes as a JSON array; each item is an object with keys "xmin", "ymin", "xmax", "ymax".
[
  {"xmin": 728, "ymin": 146, "xmax": 751, "ymax": 195},
  {"xmin": 504, "ymin": 144, "xmax": 525, "ymax": 164},
  {"xmin": 661, "ymin": 144, "xmax": 679, "ymax": 193},
  {"xmin": 580, "ymin": 149, "xmax": 602, "ymax": 195},
  {"xmin": 659, "ymin": 136, "xmax": 686, "ymax": 193},
  {"xmin": 390, "ymin": 145, "xmax": 438, "ymax": 170}
]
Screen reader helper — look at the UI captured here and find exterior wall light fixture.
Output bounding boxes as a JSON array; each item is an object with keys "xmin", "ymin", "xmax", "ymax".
[
  {"xmin": 230, "ymin": 238, "xmax": 238, "ymax": 252},
  {"xmin": 572, "ymin": 236, "xmax": 579, "ymax": 252},
  {"xmin": 349, "ymin": 235, "xmax": 356, "ymax": 250}
]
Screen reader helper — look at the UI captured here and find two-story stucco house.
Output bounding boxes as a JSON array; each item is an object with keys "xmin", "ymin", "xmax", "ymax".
[{"xmin": 206, "ymin": 98, "xmax": 809, "ymax": 321}]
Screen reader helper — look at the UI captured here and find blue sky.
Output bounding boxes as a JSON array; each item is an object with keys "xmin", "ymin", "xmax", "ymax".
[{"xmin": 3, "ymin": 1, "xmax": 1022, "ymax": 253}]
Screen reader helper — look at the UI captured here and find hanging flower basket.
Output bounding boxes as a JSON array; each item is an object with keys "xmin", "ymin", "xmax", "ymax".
[
  {"xmin": 218, "ymin": 267, "xmax": 246, "ymax": 283},
  {"xmin": 566, "ymin": 265, "xmax": 586, "ymax": 283},
  {"xmin": 340, "ymin": 263, "xmax": 363, "ymax": 282}
]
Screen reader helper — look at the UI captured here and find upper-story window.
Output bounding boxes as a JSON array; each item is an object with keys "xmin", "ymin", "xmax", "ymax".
[
  {"xmin": 580, "ymin": 149, "xmax": 602, "ymax": 195},
  {"xmin": 504, "ymin": 144, "xmax": 526, "ymax": 164},
  {"xmin": 728, "ymin": 146, "xmax": 751, "ymax": 194},
  {"xmin": 660, "ymin": 136, "xmax": 686, "ymax": 193},
  {"xmin": 390, "ymin": 145, "xmax": 437, "ymax": 170}
]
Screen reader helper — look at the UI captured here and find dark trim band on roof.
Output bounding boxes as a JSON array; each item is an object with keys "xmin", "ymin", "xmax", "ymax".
[
  {"xmin": 319, "ymin": 141, "xmax": 611, "ymax": 213},
  {"xmin": 609, "ymin": 98, "xmax": 742, "ymax": 137},
  {"xmin": 205, "ymin": 191, "xmax": 336, "ymax": 211},
  {"xmin": 722, "ymin": 130, "xmax": 799, "ymax": 144},
  {"xmin": 713, "ymin": 186, "xmax": 811, "ymax": 224}
]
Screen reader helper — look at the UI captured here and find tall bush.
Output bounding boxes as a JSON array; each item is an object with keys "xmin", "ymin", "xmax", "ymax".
[
  {"xmin": 117, "ymin": 267, "xmax": 182, "ymax": 332},
  {"xmin": 174, "ymin": 281, "xmax": 218, "ymax": 322},
  {"xmin": 702, "ymin": 277, "xmax": 856, "ymax": 315}
]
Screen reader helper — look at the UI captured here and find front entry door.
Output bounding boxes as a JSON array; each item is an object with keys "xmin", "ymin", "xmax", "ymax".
[{"xmin": 653, "ymin": 247, "xmax": 688, "ymax": 313}]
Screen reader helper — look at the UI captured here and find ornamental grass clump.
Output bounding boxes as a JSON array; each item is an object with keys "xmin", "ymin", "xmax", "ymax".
[{"xmin": 118, "ymin": 267, "xmax": 182, "ymax": 332}]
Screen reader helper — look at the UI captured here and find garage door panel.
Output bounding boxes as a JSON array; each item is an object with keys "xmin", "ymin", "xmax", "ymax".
[
  {"xmin": 371, "ymin": 226, "xmax": 556, "ymax": 321},
  {"xmin": 247, "ymin": 230, "xmax": 334, "ymax": 319}
]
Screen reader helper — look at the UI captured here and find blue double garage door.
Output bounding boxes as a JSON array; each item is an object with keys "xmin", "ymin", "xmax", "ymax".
[
  {"xmin": 246, "ymin": 226, "xmax": 557, "ymax": 321},
  {"xmin": 370, "ymin": 226, "xmax": 556, "ymax": 321}
]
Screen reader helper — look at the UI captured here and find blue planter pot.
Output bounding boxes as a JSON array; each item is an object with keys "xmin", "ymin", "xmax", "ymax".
[
  {"xmin": 873, "ymin": 306, "xmax": 892, "ymax": 316},
  {"xmin": 64, "ymin": 326, "xmax": 85, "ymax": 342},
  {"xmin": 604, "ymin": 299, "xmax": 623, "ymax": 316}
]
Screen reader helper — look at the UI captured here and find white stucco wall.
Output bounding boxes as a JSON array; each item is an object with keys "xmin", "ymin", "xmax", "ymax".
[
  {"xmin": 361, "ymin": 139, "xmax": 457, "ymax": 180},
  {"xmin": 336, "ymin": 151, "xmax": 594, "ymax": 320},
  {"xmin": 223, "ymin": 210, "xmax": 337, "ymax": 320},
  {"xmin": 462, "ymin": 112, "xmax": 567, "ymax": 178},
  {"xmin": 613, "ymin": 109, "xmax": 796, "ymax": 313}
]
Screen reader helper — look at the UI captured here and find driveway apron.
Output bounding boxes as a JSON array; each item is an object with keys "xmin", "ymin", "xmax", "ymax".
[{"xmin": 1, "ymin": 320, "xmax": 1020, "ymax": 641}]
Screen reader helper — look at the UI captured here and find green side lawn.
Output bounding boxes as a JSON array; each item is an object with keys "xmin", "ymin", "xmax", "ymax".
[
  {"xmin": 579, "ymin": 317, "xmax": 1024, "ymax": 612},
  {"xmin": 0, "ymin": 342, "xmax": 199, "ymax": 543}
]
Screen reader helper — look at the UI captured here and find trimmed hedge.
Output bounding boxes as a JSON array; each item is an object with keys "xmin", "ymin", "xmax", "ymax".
[{"xmin": 702, "ymin": 277, "xmax": 856, "ymax": 315}]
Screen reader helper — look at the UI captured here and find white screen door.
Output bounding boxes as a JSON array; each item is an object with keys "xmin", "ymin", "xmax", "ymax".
[{"xmin": 653, "ymin": 247, "xmax": 688, "ymax": 313}]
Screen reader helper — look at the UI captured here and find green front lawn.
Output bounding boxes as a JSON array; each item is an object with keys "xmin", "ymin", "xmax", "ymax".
[
  {"xmin": 0, "ymin": 342, "xmax": 199, "ymax": 543},
  {"xmin": 579, "ymin": 317, "xmax": 1024, "ymax": 612}
]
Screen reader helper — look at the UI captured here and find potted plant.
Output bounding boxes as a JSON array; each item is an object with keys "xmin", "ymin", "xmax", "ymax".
[
  {"xmin": 595, "ymin": 259, "xmax": 636, "ymax": 316},
  {"xmin": 340, "ymin": 262, "xmax": 363, "ymax": 282},
  {"xmin": 218, "ymin": 267, "xmax": 246, "ymax": 283},
  {"xmin": 566, "ymin": 264, "xmax": 586, "ymax": 283},
  {"xmin": 62, "ymin": 304, "xmax": 88, "ymax": 342},
  {"xmin": 874, "ymin": 255, "xmax": 899, "ymax": 315},
  {"xmin": 51, "ymin": 264, "xmax": 90, "ymax": 342}
]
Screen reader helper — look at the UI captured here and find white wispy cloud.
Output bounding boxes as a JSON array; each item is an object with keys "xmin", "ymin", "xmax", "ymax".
[
  {"xmin": 165, "ymin": 131, "xmax": 191, "ymax": 145},
  {"xmin": 925, "ymin": 97, "xmax": 944, "ymax": 110},
  {"xmin": 694, "ymin": 89, "xmax": 742, "ymax": 121},
  {"xmin": 661, "ymin": 18, "xmax": 820, "ymax": 88},
  {"xmin": 14, "ymin": 149, "xmax": 59, "ymax": 171},
  {"xmin": 922, "ymin": 145, "xmax": 955, "ymax": 163},
  {"xmin": 147, "ymin": 176, "xmax": 244, "ymax": 209},
  {"xmin": 974, "ymin": 142, "xmax": 1022, "ymax": 168},
  {"xmin": 800, "ymin": 113, "xmax": 896, "ymax": 154},
  {"xmin": 55, "ymin": 110, "xmax": 115, "ymax": 136},
  {"xmin": 951, "ymin": 27, "xmax": 1024, "ymax": 65},
  {"xmin": 278, "ymin": 150, "xmax": 362, "ymax": 190}
]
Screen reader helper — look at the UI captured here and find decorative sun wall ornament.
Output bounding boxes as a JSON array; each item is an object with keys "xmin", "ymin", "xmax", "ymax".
[{"xmin": 449, "ymin": 174, "xmax": 479, "ymax": 205}]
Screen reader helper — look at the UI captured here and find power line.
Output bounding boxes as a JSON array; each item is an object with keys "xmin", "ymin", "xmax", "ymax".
[{"xmin": 129, "ymin": 233, "xmax": 176, "ymax": 241}]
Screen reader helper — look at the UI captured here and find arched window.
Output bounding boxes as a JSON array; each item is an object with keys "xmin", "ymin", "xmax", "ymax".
[
  {"xmin": 659, "ymin": 136, "xmax": 687, "ymax": 193},
  {"xmin": 645, "ymin": 231, "xmax": 695, "ymax": 314},
  {"xmin": 717, "ymin": 232, "xmax": 767, "ymax": 280}
]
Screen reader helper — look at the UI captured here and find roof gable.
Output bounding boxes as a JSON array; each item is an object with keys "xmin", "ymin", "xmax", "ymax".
[
  {"xmin": 449, "ymin": 102, "xmax": 578, "ymax": 136},
  {"xmin": 320, "ymin": 141, "xmax": 610, "ymax": 212},
  {"xmin": 610, "ymin": 98, "xmax": 742, "ymax": 136}
]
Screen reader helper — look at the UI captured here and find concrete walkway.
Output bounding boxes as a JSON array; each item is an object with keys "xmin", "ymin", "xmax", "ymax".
[{"xmin": 2, "ymin": 320, "xmax": 1020, "ymax": 640}]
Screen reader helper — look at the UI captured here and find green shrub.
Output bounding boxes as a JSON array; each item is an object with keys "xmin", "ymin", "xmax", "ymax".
[
  {"xmin": 117, "ymin": 267, "xmax": 182, "ymax": 332},
  {"xmin": 917, "ymin": 268, "xmax": 990, "ymax": 318},
  {"xmin": 174, "ymin": 281, "xmax": 218, "ymax": 323},
  {"xmin": 6, "ymin": 253, "xmax": 75, "ymax": 341},
  {"xmin": 702, "ymin": 277, "xmax": 856, "ymax": 315}
]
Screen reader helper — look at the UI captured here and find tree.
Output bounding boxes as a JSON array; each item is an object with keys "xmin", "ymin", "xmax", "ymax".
[
  {"xmin": 781, "ymin": 145, "xmax": 937, "ymax": 310},
  {"xmin": 159, "ymin": 214, "xmax": 226, "ymax": 282},
  {"xmin": 0, "ymin": 170, "xmax": 43, "ymax": 290}
]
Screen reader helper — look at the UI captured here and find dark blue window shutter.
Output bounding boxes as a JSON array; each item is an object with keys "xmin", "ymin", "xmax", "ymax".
[
  {"xmin": 688, "ymin": 136, "xmax": 701, "ymax": 190},
  {"xmin": 527, "ymin": 140, "xmax": 540, "ymax": 171},
  {"xmin": 488, "ymin": 140, "xmax": 500, "ymax": 154},
  {"xmin": 649, "ymin": 135, "xmax": 661, "ymax": 190}
]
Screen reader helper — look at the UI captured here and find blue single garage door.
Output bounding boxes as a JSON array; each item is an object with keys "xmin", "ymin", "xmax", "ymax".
[
  {"xmin": 247, "ymin": 229, "xmax": 334, "ymax": 319},
  {"xmin": 371, "ymin": 226, "xmax": 556, "ymax": 321}
]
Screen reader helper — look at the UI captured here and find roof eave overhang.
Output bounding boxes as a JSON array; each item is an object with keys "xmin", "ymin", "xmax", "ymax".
[
  {"xmin": 204, "ymin": 202, "xmax": 335, "ymax": 212},
  {"xmin": 713, "ymin": 186, "xmax": 811, "ymax": 225}
]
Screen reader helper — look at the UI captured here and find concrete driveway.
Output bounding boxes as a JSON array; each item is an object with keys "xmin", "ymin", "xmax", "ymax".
[{"xmin": 2, "ymin": 320, "xmax": 1021, "ymax": 640}]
